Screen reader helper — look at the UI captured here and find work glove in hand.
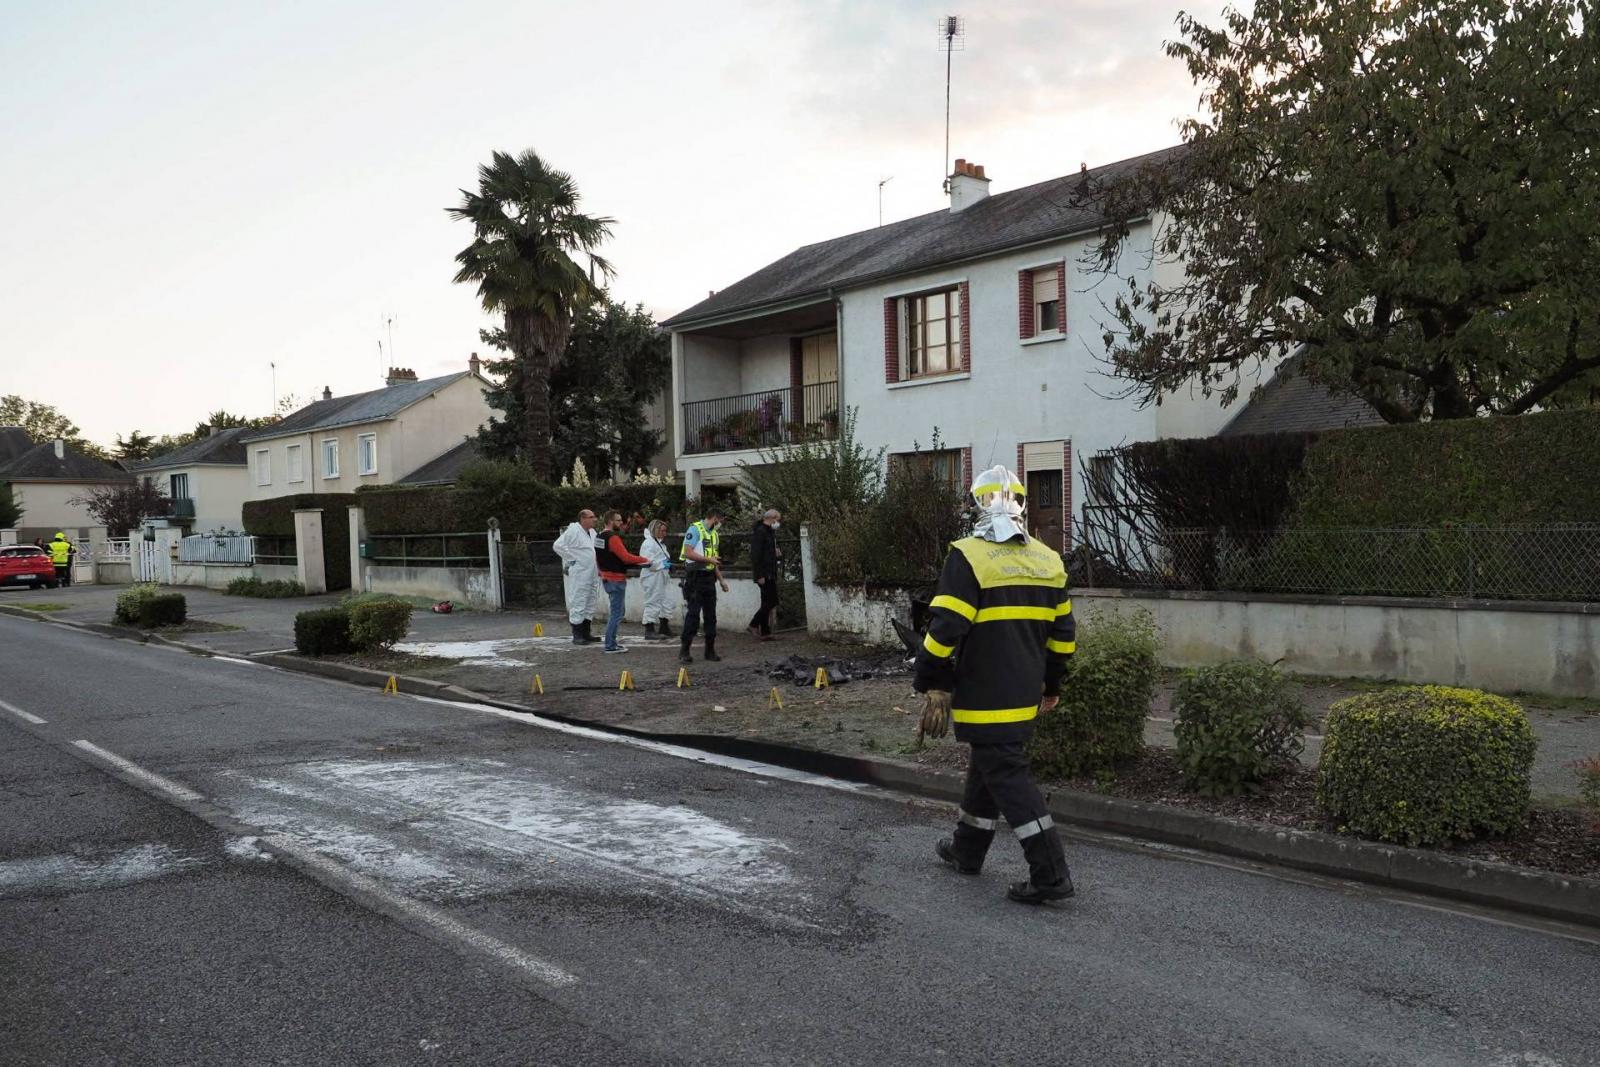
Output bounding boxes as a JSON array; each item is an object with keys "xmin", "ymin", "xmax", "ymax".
[{"xmin": 918, "ymin": 690, "xmax": 952, "ymax": 742}]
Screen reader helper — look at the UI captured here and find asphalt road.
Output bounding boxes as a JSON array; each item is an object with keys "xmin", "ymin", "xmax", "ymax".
[{"xmin": 2, "ymin": 614, "xmax": 1598, "ymax": 1067}]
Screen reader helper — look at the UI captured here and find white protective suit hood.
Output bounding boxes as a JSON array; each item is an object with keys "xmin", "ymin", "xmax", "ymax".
[{"xmin": 970, "ymin": 465, "xmax": 1029, "ymax": 544}]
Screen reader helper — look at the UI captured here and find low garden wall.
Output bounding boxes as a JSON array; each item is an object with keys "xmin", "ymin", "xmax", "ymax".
[
  {"xmin": 169, "ymin": 561, "xmax": 254, "ymax": 590},
  {"xmin": 94, "ymin": 562, "xmax": 132, "ymax": 585},
  {"xmin": 1076, "ymin": 588, "xmax": 1600, "ymax": 698},
  {"xmin": 364, "ymin": 564, "xmax": 500, "ymax": 610},
  {"xmin": 797, "ymin": 524, "xmax": 914, "ymax": 647}
]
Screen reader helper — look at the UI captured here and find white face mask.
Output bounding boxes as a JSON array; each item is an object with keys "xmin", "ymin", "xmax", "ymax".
[{"xmin": 771, "ymin": 522, "xmax": 781, "ymax": 530}]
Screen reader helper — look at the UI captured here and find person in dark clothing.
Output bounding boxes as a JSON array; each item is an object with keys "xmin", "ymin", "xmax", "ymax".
[
  {"xmin": 913, "ymin": 465, "xmax": 1076, "ymax": 905},
  {"xmin": 678, "ymin": 508, "xmax": 730, "ymax": 664},
  {"xmin": 747, "ymin": 509, "xmax": 782, "ymax": 640}
]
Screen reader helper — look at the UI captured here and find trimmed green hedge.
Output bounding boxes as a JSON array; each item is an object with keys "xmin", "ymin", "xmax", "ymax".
[
  {"xmin": 294, "ymin": 607, "xmax": 355, "ymax": 656},
  {"xmin": 241, "ymin": 493, "xmax": 356, "ymax": 590},
  {"xmin": 348, "ymin": 599, "xmax": 412, "ymax": 651},
  {"xmin": 1029, "ymin": 609, "xmax": 1162, "ymax": 781},
  {"xmin": 1291, "ymin": 410, "xmax": 1600, "ymax": 526}
]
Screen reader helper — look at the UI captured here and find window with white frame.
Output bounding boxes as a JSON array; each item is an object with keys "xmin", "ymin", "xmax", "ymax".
[
  {"xmin": 254, "ymin": 449, "xmax": 271, "ymax": 486},
  {"xmin": 168, "ymin": 472, "xmax": 190, "ymax": 501},
  {"xmin": 904, "ymin": 287, "xmax": 959, "ymax": 378},
  {"xmin": 321, "ymin": 438, "xmax": 340, "ymax": 479},
  {"xmin": 357, "ymin": 433, "xmax": 378, "ymax": 476},
  {"xmin": 1032, "ymin": 265, "xmax": 1062, "ymax": 334},
  {"xmin": 286, "ymin": 444, "xmax": 304, "ymax": 483}
]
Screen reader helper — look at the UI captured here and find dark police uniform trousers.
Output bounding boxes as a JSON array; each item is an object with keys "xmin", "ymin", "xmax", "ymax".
[{"xmin": 913, "ymin": 534, "xmax": 1076, "ymax": 885}]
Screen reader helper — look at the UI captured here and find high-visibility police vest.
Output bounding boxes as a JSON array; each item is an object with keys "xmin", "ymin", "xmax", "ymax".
[
  {"xmin": 678, "ymin": 520, "xmax": 719, "ymax": 571},
  {"xmin": 49, "ymin": 539, "xmax": 72, "ymax": 566},
  {"xmin": 912, "ymin": 535, "xmax": 1075, "ymax": 743}
]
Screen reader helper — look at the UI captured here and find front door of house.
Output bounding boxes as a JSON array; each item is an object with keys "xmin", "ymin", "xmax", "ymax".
[{"xmin": 1026, "ymin": 468, "xmax": 1065, "ymax": 553}]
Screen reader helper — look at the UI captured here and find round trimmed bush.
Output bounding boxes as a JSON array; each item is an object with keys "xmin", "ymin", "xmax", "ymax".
[
  {"xmin": 1173, "ymin": 660, "xmax": 1309, "ymax": 796},
  {"xmin": 1028, "ymin": 609, "xmax": 1162, "ymax": 781},
  {"xmin": 294, "ymin": 607, "xmax": 355, "ymax": 656},
  {"xmin": 1316, "ymin": 685, "xmax": 1536, "ymax": 847},
  {"xmin": 348, "ymin": 598, "xmax": 413, "ymax": 652}
]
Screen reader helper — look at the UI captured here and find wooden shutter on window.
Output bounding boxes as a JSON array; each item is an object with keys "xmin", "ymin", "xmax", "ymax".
[
  {"xmin": 958, "ymin": 281, "xmax": 971, "ymax": 372},
  {"xmin": 883, "ymin": 297, "xmax": 899, "ymax": 383},
  {"xmin": 1018, "ymin": 270, "xmax": 1035, "ymax": 339},
  {"xmin": 1057, "ymin": 260, "xmax": 1068, "ymax": 334}
]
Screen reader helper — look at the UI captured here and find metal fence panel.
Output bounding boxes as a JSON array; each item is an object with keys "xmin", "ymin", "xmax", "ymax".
[{"xmin": 178, "ymin": 533, "xmax": 254, "ymax": 564}]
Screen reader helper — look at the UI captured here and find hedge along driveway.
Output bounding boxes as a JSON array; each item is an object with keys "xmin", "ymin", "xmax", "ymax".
[{"xmin": 242, "ymin": 493, "xmax": 357, "ymax": 591}]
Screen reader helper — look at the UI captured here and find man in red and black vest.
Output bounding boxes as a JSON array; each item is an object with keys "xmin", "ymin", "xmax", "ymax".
[{"xmin": 595, "ymin": 510, "xmax": 651, "ymax": 654}]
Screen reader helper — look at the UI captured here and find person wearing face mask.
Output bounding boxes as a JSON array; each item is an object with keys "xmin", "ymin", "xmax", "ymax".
[
  {"xmin": 747, "ymin": 509, "xmax": 783, "ymax": 641},
  {"xmin": 553, "ymin": 509, "xmax": 601, "ymax": 645},
  {"xmin": 640, "ymin": 519, "xmax": 676, "ymax": 642},
  {"xmin": 595, "ymin": 511, "xmax": 653, "ymax": 654},
  {"xmin": 912, "ymin": 465, "xmax": 1077, "ymax": 905},
  {"xmin": 677, "ymin": 506, "xmax": 730, "ymax": 664}
]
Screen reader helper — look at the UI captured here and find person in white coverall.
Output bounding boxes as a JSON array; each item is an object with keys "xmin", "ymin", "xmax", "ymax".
[
  {"xmin": 553, "ymin": 509, "xmax": 601, "ymax": 645},
  {"xmin": 640, "ymin": 519, "xmax": 675, "ymax": 641}
]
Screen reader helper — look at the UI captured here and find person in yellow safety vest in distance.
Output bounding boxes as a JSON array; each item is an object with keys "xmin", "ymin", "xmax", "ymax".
[
  {"xmin": 48, "ymin": 531, "xmax": 76, "ymax": 588},
  {"xmin": 912, "ymin": 465, "xmax": 1077, "ymax": 905},
  {"xmin": 677, "ymin": 507, "xmax": 730, "ymax": 665}
]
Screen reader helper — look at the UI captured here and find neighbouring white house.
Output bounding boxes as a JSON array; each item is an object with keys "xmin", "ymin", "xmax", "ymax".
[
  {"xmin": 242, "ymin": 360, "xmax": 493, "ymax": 502},
  {"xmin": 661, "ymin": 148, "xmax": 1381, "ymax": 552},
  {"xmin": 127, "ymin": 426, "xmax": 253, "ymax": 533},
  {"xmin": 0, "ymin": 427, "xmax": 132, "ymax": 542}
]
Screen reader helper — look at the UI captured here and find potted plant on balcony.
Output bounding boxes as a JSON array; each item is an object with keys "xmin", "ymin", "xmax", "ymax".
[{"xmin": 757, "ymin": 395, "xmax": 784, "ymax": 436}]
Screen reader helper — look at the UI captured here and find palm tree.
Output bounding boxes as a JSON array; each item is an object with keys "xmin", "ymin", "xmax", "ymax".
[{"xmin": 448, "ymin": 150, "xmax": 613, "ymax": 481}]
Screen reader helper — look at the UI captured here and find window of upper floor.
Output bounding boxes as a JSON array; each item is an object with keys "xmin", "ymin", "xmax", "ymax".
[
  {"xmin": 286, "ymin": 443, "xmax": 304, "ymax": 483},
  {"xmin": 169, "ymin": 472, "xmax": 190, "ymax": 501},
  {"xmin": 1020, "ymin": 263, "xmax": 1066, "ymax": 341},
  {"xmin": 904, "ymin": 287, "xmax": 960, "ymax": 379},
  {"xmin": 254, "ymin": 449, "xmax": 270, "ymax": 486},
  {"xmin": 357, "ymin": 433, "xmax": 378, "ymax": 476},
  {"xmin": 322, "ymin": 438, "xmax": 340, "ymax": 479}
]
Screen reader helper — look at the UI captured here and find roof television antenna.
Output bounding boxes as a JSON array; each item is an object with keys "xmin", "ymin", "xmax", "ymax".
[
  {"xmin": 878, "ymin": 176, "xmax": 893, "ymax": 227},
  {"xmin": 939, "ymin": 15, "xmax": 965, "ymax": 193}
]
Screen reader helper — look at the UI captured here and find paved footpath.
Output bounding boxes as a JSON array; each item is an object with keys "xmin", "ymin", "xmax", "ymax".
[{"xmin": 2, "ymin": 613, "xmax": 1598, "ymax": 1066}]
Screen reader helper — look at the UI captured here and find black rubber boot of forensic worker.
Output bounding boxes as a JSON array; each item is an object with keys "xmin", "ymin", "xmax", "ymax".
[
  {"xmin": 644, "ymin": 623, "xmax": 659, "ymax": 640},
  {"xmin": 658, "ymin": 619, "xmax": 674, "ymax": 639},
  {"xmin": 936, "ymin": 838, "xmax": 981, "ymax": 875},
  {"xmin": 571, "ymin": 623, "xmax": 586, "ymax": 645}
]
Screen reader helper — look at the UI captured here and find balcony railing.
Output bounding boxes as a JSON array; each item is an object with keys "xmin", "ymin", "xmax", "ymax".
[
  {"xmin": 682, "ymin": 380, "xmax": 839, "ymax": 456},
  {"xmin": 168, "ymin": 497, "xmax": 196, "ymax": 519}
]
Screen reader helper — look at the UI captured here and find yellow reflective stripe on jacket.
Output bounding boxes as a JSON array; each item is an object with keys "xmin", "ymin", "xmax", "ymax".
[
  {"xmin": 1047, "ymin": 638, "xmax": 1077, "ymax": 654},
  {"xmin": 952, "ymin": 705, "xmax": 1039, "ymax": 725},
  {"xmin": 972, "ymin": 605, "xmax": 1056, "ymax": 623},
  {"xmin": 930, "ymin": 594, "xmax": 976, "ymax": 621},
  {"xmin": 922, "ymin": 633, "xmax": 955, "ymax": 658},
  {"xmin": 971, "ymin": 481, "xmax": 1025, "ymax": 498},
  {"xmin": 1056, "ymin": 600, "xmax": 1072, "ymax": 616}
]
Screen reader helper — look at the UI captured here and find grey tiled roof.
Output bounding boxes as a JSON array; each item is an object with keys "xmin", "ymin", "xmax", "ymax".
[
  {"xmin": 132, "ymin": 426, "xmax": 251, "ymax": 470},
  {"xmin": 397, "ymin": 438, "xmax": 480, "ymax": 486},
  {"xmin": 0, "ymin": 440, "xmax": 132, "ymax": 482},
  {"xmin": 661, "ymin": 146, "xmax": 1185, "ymax": 329},
  {"xmin": 1220, "ymin": 355, "xmax": 1385, "ymax": 436},
  {"xmin": 242, "ymin": 372, "xmax": 472, "ymax": 443},
  {"xmin": 0, "ymin": 426, "xmax": 33, "ymax": 466}
]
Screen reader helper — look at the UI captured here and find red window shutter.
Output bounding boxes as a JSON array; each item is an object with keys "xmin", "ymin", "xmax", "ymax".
[
  {"xmin": 1018, "ymin": 270, "xmax": 1035, "ymax": 339},
  {"xmin": 958, "ymin": 281, "xmax": 971, "ymax": 372},
  {"xmin": 1057, "ymin": 260, "xmax": 1068, "ymax": 334},
  {"xmin": 883, "ymin": 297, "xmax": 899, "ymax": 384},
  {"xmin": 1062, "ymin": 440, "xmax": 1073, "ymax": 551},
  {"xmin": 961, "ymin": 446, "xmax": 973, "ymax": 490}
]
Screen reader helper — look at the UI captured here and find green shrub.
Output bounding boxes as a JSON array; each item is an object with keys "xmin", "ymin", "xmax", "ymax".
[
  {"xmin": 1573, "ymin": 755, "xmax": 1600, "ymax": 829},
  {"xmin": 1173, "ymin": 660, "xmax": 1309, "ymax": 796},
  {"xmin": 135, "ymin": 593, "xmax": 187, "ymax": 628},
  {"xmin": 1316, "ymin": 686, "xmax": 1537, "ymax": 847},
  {"xmin": 114, "ymin": 583, "xmax": 161, "ymax": 623},
  {"xmin": 225, "ymin": 576, "xmax": 306, "ymax": 598},
  {"xmin": 1029, "ymin": 609, "xmax": 1162, "ymax": 781},
  {"xmin": 348, "ymin": 599, "xmax": 413, "ymax": 651},
  {"xmin": 294, "ymin": 607, "xmax": 355, "ymax": 656},
  {"xmin": 241, "ymin": 493, "xmax": 356, "ymax": 591}
]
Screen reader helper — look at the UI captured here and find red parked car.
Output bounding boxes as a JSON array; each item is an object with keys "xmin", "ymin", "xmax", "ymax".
[{"xmin": 0, "ymin": 545, "xmax": 59, "ymax": 589}]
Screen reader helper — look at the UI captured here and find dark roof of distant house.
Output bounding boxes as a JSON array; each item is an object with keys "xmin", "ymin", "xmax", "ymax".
[
  {"xmin": 1220, "ymin": 354, "xmax": 1385, "ymax": 436},
  {"xmin": 0, "ymin": 426, "xmax": 34, "ymax": 466},
  {"xmin": 661, "ymin": 146, "xmax": 1185, "ymax": 329},
  {"xmin": 131, "ymin": 426, "xmax": 252, "ymax": 471},
  {"xmin": 242, "ymin": 372, "xmax": 474, "ymax": 443},
  {"xmin": 397, "ymin": 438, "xmax": 481, "ymax": 487},
  {"xmin": 0, "ymin": 439, "xmax": 132, "ymax": 483}
]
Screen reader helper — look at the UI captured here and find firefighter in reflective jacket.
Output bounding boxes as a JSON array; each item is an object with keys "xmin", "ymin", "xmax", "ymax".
[
  {"xmin": 48, "ymin": 531, "xmax": 76, "ymax": 588},
  {"xmin": 913, "ymin": 465, "xmax": 1076, "ymax": 904}
]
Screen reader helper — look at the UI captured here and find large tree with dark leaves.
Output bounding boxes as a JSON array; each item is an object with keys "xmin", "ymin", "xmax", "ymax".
[
  {"xmin": 449, "ymin": 150, "xmax": 613, "ymax": 479},
  {"xmin": 476, "ymin": 298, "xmax": 670, "ymax": 480},
  {"xmin": 1084, "ymin": 0, "xmax": 1600, "ymax": 422}
]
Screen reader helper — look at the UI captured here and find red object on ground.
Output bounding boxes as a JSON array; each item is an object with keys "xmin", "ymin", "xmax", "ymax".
[
  {"xmin": 431, "ymin": 601, "xmax": 453, "ymax": 614},
  {"xmin": 0, "ymin": 546, "xmax": 58, "ymax": 588}
]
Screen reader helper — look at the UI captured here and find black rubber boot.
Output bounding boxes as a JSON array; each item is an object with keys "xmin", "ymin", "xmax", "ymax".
[
  {"xmin": 1006, "ymin": 875, "xmax": 1075, "ymax": 905},
  {"xmin": 658, "ymin": 619, "xmax": 674, "ymax": 639},
  {"xmin": 936, "ymin": 837, "xmax": 981, "ymax": 875},
  {"xmin": 571, "ymin": 623, "xmax": 585, "ymax": 645},
  {"xmin": 703, "ymin": 639, "xmax": 722, "ymax": 663},
  {"xmin": 678, "ymin": 642, "xmax": 693, "ymax": 665}
]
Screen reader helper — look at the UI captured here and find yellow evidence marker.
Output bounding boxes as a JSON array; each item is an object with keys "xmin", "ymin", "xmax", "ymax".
[
  {"xmin": 769, "ymin": 687, "xmax": 784, "ymax": 710},
  {"xmin": 676, "ymin": 667, "xmax": 691, "ymax": 688},
  {"xmin": 813, "ymin": 667, "xmax": 830, "ymax": 690},
  {"xmin": 533, "ymin": 622, "xmax": 544, "ymax": 637},
  {"xmin": 530, "ymin": 674, "xmax": 544, "ymax": 695},
  {"xmin": 383, "ymin": 675, "xmax": 399, "ymax": 695},
  {"xmin": 618, "ymin": 670, "xmax": 636, "ymax": 691}
]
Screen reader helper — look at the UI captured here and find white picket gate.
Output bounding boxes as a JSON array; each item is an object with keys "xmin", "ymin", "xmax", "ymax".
[{"xmin": 134, "ymin": 539, "xmax": 161, "ymax": 582}]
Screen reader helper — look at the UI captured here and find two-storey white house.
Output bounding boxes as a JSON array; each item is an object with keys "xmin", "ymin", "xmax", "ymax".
[
  {"xmin": 242, "ymin": 361, "xmax": 493, "ymax": 502},
  {"xmin": 661, "ymin": 148, "xmax": 1260, "ymax": 552},
  {"xmin": 129, "ymin": 426, "xmax": 253, "ymax": 533}
]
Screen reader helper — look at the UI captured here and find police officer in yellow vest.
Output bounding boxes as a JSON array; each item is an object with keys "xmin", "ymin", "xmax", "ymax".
[
  {"xmin": 678, "ymin": 507, "xmax": 730, "ymax": 665},
  {"xmin": 913, "ymin": 466, "xmax": 1076, "ymax": 904},
  {"xmin": 48, "ymin": 531, "xmax": 76, "ymax": 588}
]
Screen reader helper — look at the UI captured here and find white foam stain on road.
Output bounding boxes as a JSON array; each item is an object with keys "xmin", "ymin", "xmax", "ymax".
[
  {"xmin": 393, "ymin": 635, "xmax": 657, "ymax": 666},
  {"xmin": 211, "ymin": 758, "xmax": 803, "ymax": 923},
  {"xmin": 0, "ymin": 843, "xmax": 203, "ymax": 897}
]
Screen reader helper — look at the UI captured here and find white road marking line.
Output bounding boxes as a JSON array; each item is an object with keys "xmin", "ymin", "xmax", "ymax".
[
  {"xmin": 263, "ymin": 833, "xmax": 575, "ymax": 987},
  {"xmin": 0, "ymin": 697, "xmax": 46, "ymax": 724},
  {"xmin": 70, "ymin": 740, "xmax": 205, "ymax": 803},
  {"xmin": 213, "ymin": 656, "xmax": 271, "ymax": 668}
]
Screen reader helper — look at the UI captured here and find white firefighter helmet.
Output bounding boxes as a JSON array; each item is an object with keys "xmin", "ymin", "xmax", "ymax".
[{"xmin": 971, "ymin": 465, "xmax": 1028, "ymax": 543}]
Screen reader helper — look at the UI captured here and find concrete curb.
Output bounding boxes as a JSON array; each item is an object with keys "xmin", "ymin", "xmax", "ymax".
[{"xmin": 5, "ymin": 601, "xmax": 1596, "ymax": 929}]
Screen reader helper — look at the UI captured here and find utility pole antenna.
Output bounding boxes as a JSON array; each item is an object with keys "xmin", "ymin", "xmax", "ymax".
[
  {"xmin": 377, "ymin": 339, "xmax": 385, "ymax": 380},
  {"xmin": 270, "ymin": 362, "xmax": 276, "ymax": 417},
  {"xmin": 939, "ymin": 15, "xmax": 965, "ymax": 193},
  {"xmin": 385, "ymin": 315, "xmax": 396, "ymax": 370},
  {"xmin": 878, "ymin": 176, "xmax": 893, "ymax": 227}
]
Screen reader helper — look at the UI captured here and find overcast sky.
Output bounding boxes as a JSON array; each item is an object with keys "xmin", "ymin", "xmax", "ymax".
[{"xmin": 0, "ymin": 0, "xmax": 1225, "ymax": 445}]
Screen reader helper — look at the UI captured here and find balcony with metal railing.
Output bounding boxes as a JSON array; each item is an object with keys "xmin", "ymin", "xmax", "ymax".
[{"xmin": 681, "ymin": 380, "xmax": 839, "ymax": 456}]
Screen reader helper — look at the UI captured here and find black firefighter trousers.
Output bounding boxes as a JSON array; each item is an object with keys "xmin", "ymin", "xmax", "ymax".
[{"xmin": 949, "ymin": 741, "xmax": 1069, "ymax": 886}]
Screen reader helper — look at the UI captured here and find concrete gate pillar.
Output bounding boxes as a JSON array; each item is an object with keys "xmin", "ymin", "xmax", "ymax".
[
  {"xmin": 293, "ymin": 508, "xmax": 327, "ymax": 595},
  {"xmin": 347, "ymin": 505, "xmax": 367, "ymax": 595}
]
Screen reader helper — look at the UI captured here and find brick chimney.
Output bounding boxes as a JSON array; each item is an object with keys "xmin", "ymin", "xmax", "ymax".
[
  {"xmin": 468, "ymin": 352, "xmax": 481, "ymax": 376},
  {"xmin": 948, "ymin": 158, "xmax": 991, "ymax": 213},
  {"xmin": 53, "ymin": 438, "xmax": 65, "ymax": 459},
  {"xmin": 322, "ymin": 385, "xmax": 333, "ymax": 400},
  {"xmin": 385, "ymin": 367, "xmax": 417, "ymax": 387}
]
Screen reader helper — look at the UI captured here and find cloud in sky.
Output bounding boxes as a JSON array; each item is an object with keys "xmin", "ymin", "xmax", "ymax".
[{"xmin": 0, "ymin": 0, "xmax": 1226, "ymax": 444}]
